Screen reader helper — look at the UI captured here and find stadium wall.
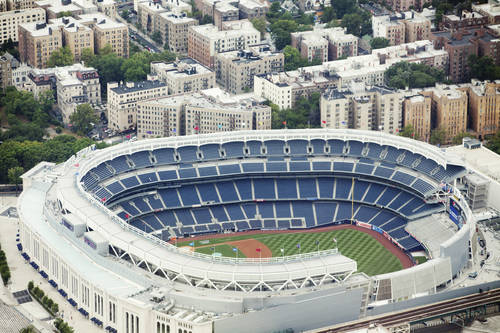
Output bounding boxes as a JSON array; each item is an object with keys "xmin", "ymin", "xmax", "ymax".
[
  {"xmin": 214, "ymin": 287, "xmax": 364, "ymax": 333},
  {"xmin": 440, "ymin": 224, "xmax": 471, "ymax": 277}
]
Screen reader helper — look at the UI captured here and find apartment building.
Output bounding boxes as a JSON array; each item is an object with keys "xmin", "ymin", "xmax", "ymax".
[
  {"xmin": 238, "ymin": 0, "xmax": 267, "ymax": 20},
  {"xmin": 95, "ymin": 0, "xmax": 115, "ymax": 18},
  {"xmin": 423, "ymin": 85, "xmax": 468, "ymax": 143},
  {"xmin": 432, "ymin": 28, "xmax": 500, "ymax": 83},
  {"xmin": 18, "ymin": 22, "xmax": 63, "ymax": 68},
  {"xmin": 255, "ymin": 40, "xmax": 448, "ymax": 109},
  {"xmin": 35, "ymin": 0, "xmax": 84, "ymax": 19},
  {"xmin": 320, "ymin": 83, "xmax": 403, "ymax": 134},
  {"xmin": 386, "ymin": 0, "xmax": 430, "ymax": 12},
  {"xmin": 215, "ymin": 45, "xmax": 284, "ymax": 94},
  {"xmin": 188, "ymin": 20, "xmax": 260, "ymax": 68},
  {"xmin": 149, "ymin": 57, "xmax": 215, "ymax": 94},
  {"xmin": 214, "ymin": 2, "xmax": 238, "ymax": 29},
  {"xmin": 158, "ymin": 11, "xmax": 197, "ymax": 54},
  {"xmin": 137, "ymin": 88, "xmax": 271, "ymax": 139},
  {"xmin": 403, "ymin": 93, "xmax": 432, "ymax": 142},
  {"xmin": 56, "ymin": 17, "xmax": 94, "ymax": 62},
  {"xmin": 9, "ymin": 0, "xmax": 36, "ymax": 10},
  {"xmin": 404, "ymin": 11, "xmax": 432, "ymax": 43},
  {"xmin": 472, "ymin": 3, "xmax": 500, "ymax": 25},
  {"xmin": 0, "ymin": 52, "xmax": 17, "ymax": 89},
  {"xmin": 291, "ymin": 27, "xmax": 358, "ymax": 61},
  {"xmin": 78, "ymin": 13, "xmax": 129, "ymax": 57},
  {"xmin": 0, "ymin": 7, "xmax": 45, "ymax": 43},
  {"xmin": 459, "ymin": 80, "xmax": 500, "ymax": 139},
  {"xmin": 442, "ymin": 11, "xmax": 489, "ymax": 30},
  {"xmin": 107, "ymin": 81, "xmax": 168, "ymax": 132},
  {"xmin": 372, "ymin": 12, "xmax": 431, "ymax": 46},
  {"xmin": 137, "ymin": 1, "xmax": 166, "ymax": 33}
]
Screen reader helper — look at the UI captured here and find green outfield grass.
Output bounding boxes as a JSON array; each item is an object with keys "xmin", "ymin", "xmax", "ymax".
[
  {"xmin": 414, "ymin": 256, "xmax": 428, "ymax": 264},
  {"xmin": 178, "ymin": 229, "xmax": 403, "ymax": 276},
  {"xmin": 194, "ymin": 244, "xmax": 245, "ymax": 258}
]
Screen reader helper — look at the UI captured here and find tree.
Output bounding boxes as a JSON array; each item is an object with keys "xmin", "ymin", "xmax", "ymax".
[
  {"xmin": 271, "ymin": 92, "xmax": 321, "ymax": 129},
  {"xmin": 28, "ymin": 281, "xmax": 34, "ymax": 291},
  {"xmin": 51, "ymin": 303, "xmax": 59, "ymax": 313},
  {"xmin": 200, "ymin": 15, "xmax": 212, "ymax": 24},
  {"xmin": 283, "ymin": 45, "xmax": 322, "ymax": 71},
  {"xmin": 250, "ymin": 17, "xmax": 266, "ymax": 39},
  {"xmin": 452, "ymin": 132, "xmax": 475, "ymax": 145},
  {"xmin": 322, "ymin": 6, "xmax": 337, "ymax": 22},
  {"xmin": 7, "ymin": 166, "xmax": 23, "ymax": 185},
  {"xmin": 486, "ymin": 129, "xmax": 500, "ymax": 154},
  {"xmin": 47, "ymin": 47, "xmax": 74, "ymax": 67},
  {"xmin": 385, "ymin": 61, "xmax": 445, "ymax": 89},
  {"xmin": 430, "ymin": 128, "xmax": 447, "ymax": 145},
  {"xmin": 341, "ymin": 13, "xmax": 363, "ymax": 36},
  {"xmin": 333, "ymin": 0, "xmax": 357, "ymax": 18},
  {"xmin": 20, "ymin": 325, "xmax": 36, "ymax": 333},
  {"xmin": 151, "ymin": 31, "xmax": 162, "ymax": 45},
  {"xmin": 370, "ymin": 37, "xmax": 389, "ymax": 49},
  {"xmin": 120, "ymin": 9, "xmax": 130, "ymax": 20},
  {"xmin": 399, "ymin": 125, "xmax": 415, "ymax": 138},
  {"xmin": 468, "ymin": 55, "xmax": 500, "ymax": 81},
  {"xmin": 57, "ymin": 11, "xmax": 73, "ymax": 18},
  {"xmin": 69, "ymin": 104, "xmax": 98, "ymax": 135}
]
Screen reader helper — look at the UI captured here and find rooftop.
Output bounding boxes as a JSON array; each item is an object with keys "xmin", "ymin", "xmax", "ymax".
[
  {"xmin": 190, "ymin": 20, "xmax": 258, "ymax": 39},
  {"xmin": 151, "ymin": 58, "xmax": 213, "ymax": 77},
  {"xmin": 110, "ymin": 80, "xmax": 166, "ymax": 94}
]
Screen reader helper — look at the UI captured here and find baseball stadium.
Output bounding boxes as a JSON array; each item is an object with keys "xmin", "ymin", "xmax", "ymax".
[{"xmin": 16, "ymin": 129, "xmax": 495, "ymax": 333}]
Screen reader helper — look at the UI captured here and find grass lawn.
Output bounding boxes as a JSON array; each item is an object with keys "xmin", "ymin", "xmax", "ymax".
[
  {"xmin": 414, "ymin": 256, "xmax": 428, "ymax": 264},
  {"xmin": 180, "ymin": 229, "xmax": 403, "ymax": 276},
  {"xmin": 195, "ymin": 244, "xmax": 245, "ymax": 258}
]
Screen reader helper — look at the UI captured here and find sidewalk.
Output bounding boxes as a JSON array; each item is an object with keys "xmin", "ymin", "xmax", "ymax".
[{"xmin": 0, "ymin": 195, "xmax": 101, "ymax": 332}]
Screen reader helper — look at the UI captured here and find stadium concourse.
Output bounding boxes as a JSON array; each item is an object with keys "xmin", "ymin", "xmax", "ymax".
[{"xmin": 17, "ymin": 129, "xmax": 481, "ymax": 332}]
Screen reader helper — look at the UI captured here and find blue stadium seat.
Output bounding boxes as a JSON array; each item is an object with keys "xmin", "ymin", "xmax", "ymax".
[
  {"xmin": 398, "ymin": 236, "xmax": 421, "ymax": 250},
  {"xmin": 312, "ymin": 161, "xmax": 331, "ymax": 171},
  {"xmin": 352, "ymin": 180, "xmax": 370, "ymax": 201},
  {"xmin": 354, "ymin": 205, "xmax": 379, "ymax": 222},
  {"xmin": 158, "ymin": 170, "xmax": 178, "ymax": 181},
  {"xmin": 315, "ymin": 202, "xmax": 337, "ymax": 225},
  {"xmin": 142, "ymin": 215, "xmax": 163, "ymax": 230},
  {"xmin": 376, "ymin": 187, "xmax": 401, "ymax": 206},
  {"xmin": 246, "ymin": 141, "xmax": 263, "ymax": 157},
  {"xmin": 334, "ymin": 162, "xmax": 354, "ymax": 172},
  {"xmin": 253, "ymin": 179, "xmax": 276, "ymax": 199},
  {"xmin": 198, "ymin": 166, "xmax": 218, "ymax": 177},
  {"xmin": 106, "ymin": 181, "xmax": 124, "ymax": 194},
  {"xmin": 210, "ymin": 206, "xmax": 229, "ymax": 222},
  {"xmin": 178, "ymin": 168, "xmax": 197, "ymax": 179},
  {"xmin": 380, "ymin": 216, "xmax": 405, "ymax": 230},
  {"xmin": 242, "ymin": 203, "xmax": 257, "ymax": 219},
  {"xmin": 412, "ymin": 179, "xmax": 435, "ymax": 194},
  {"xmin": 388, "ymin": 191, "xmax": 414, "ymax": 211},
  {"xmin": 159, "ymin": 188, "xmax": 181, "ymax": 207},
  {"xmin": 93, "ymin": 163, "xmax": 112, "ymax": 180},
  {"xmin": 288, "ymin": 139, "xmax": 309, "ymax": 155},
  {"xmin": 366, "ymin": 143, "xmax": 383, "ymax": 159},
  {"xmin": 355, "ymin": 163, "xmax": 374, "ymax": 175},
  {"xmin": 121, "ymin": 202, "xmax": 140, "ymax": 216},
  {"xmin": 392, "ymin": 171, "xmax": 415, "ymax": 186},
  {"xmin": 129, "ymin": 219, "xmax": 153, "ymax": 233},
  {"xmin": 236, "ymin": 221, "xmax": 250, "ymax": 231},
  {"xmin": 335, "ymin": 202, "xmax": 353, "ymax": 221},
  {"xmin": 383, "ymin": 146, "xmax": 400, "ymax": 163},
  {"xmin": 222, "ymin": 222, "xmax": 235, "ymax": 230},
  {"xmin": 95, "ymin": 187, "xmax": 111, "ymax": 201},
  {"xmin": 264, "ymin": 219, "xmax": 276, "ymax": 229},
  {"xmin": 399, "ymin": 150, "xmax": 418, "ymax": 167},
  {"xmin": 207, "ymin": 224, "xmax": 222, "ymax": 232},
  {"xmin": 363, "ymin": 183, "xmax": 386, "ymax": 203},
  {"xmin": 266, "ymin": 162, "xmax": 287, "ymax": 172},
  {"xmin": 234, "ymin": 179, "xmax": 252, "ymax": 200},
  {"xmin": 121, "ymin": 176, "xmax": 140, "ymax": 188},
  {"xmin": 374, "ymin": 166, "xmax": 395, "ymax": 179},
  {"xmin": 175, "ymin": 209, "xmax": 195, "ymax": 225},
  {"xmin": 388, "ymin": 227, "xmax": 407, "ymax": 239},
  {"xmin": 216, "ymin": 181, "xmax": 239, "ymax": 202},
  {"xmin": 219, "ymin": 164, "xmax": 241, "ymax": 175},
  {"xmin": 335, "ymin": 178, "xmax": 352, "ymax": 199},
  {"xmin": 147, "ymin": 195, "xmax": 164, "ymax": 210},
  {"xmin": 194, "ymin": 225, "xmax": 208, "ymax": 232},
  {"xmin": 277, "ymin": 220, "xmax": 291, "ymax": 229},
  {"xmin": 196, "ymin": 183, "xmax": 220, "ymax": 203},
  {"xmin": 416, "ymin": 158, "xmax": 437, "ymax": 174},
  {"xmin": 249, "ymin": 220, "xmax": 262, "ymax": 229},
  {"xmin": 310, "ymin": 139, "xmax": 325, "ymax": 155},
  {"xmin": 317, "ymin": 177, "xmax": 334, "ymax": 198},
  {"xmin": 155, "ymin": 210, "xmax": 177, "ymax": 227},
  {"xmin": 178, "ymin": 185, "xmax": 200, "ymax": 206},
  {"xmin": 225, "ymin": 204, "xmax": 245, "ymax": 220},
  {"xmin": 398, "ymin": 197, "xmax": 423, "ymax": 216},
  {"xmin": 292, "ymin": 202, "xmax": 315, "ymax": 227},
  {"xmin": 347, "ymin": 141, "xmax": 364, "ymax": 157},
  {"xmin": 276, "ymin": 179, "xmax": 298, "ymax": 199},
  {"xmin": 275, "ymin": 202, "xmax": 291, "ymax": 217},
  {"xmin": 242, "ymin": 163, "xmax": 264, "ymax": 173},
  {"xmin": 108, "ymin": 156, "xmax": 131, "ymax": 174},
  {"xmin": 192, "ymin": 208, "xmax": 212, "ymax": 224},
  {"xmin": 222, "ymin": 142, "xmax": 245, "ymax": 158},
  {"xmin": 370, "ymin": 211, "xmax": 395, "ymax": 227},
  {"xmin": 326, "ymin": 139, "xmax": 344, "ymax": 155},
  {"xmin": 264, "ymin": 140, "xmax": 285, "ymax": 155},
  {"xmin": 199, "ymin": 144, "xmax": 221, "ymax": 160},
  {"xmin": 138, "ymin": 172, "xmax": 158, "ymax": 184},
  {"xmin": 132, "ymin": 198, "xmax": 150, "ymax": 213},
  {"xmin": 153, "ymin": 148, "xmax": 176, "ymax": 165},
  {"xmin": 298, "ymin": 178, "xmax": 317, "ymax": 198},
  {"xmin": 177, "ymin": 146, "xmax": 199, "ymax": 163},
  {"xmin": 130, "ymin": 151, "xmax": 152, "ymax": 168},
  {"xmin": 258, "ymin": 202, "xmax": 275, "ymax": 218},
  {"xmin": 289, "ymin": 161, "xmax": 310, "ymax": 172}
]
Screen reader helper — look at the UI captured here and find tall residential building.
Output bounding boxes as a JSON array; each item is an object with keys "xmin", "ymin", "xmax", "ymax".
[
  {"xmin": 213, "ymin": 2, "xmax": 238, "ymax": 29},
  {"xmin": 158, "ymin": 12, "xmax": 197, "ymax": 54},
  {"xmin": 291, "ymin": 27, "xmax": 358, "ymax": 61},
  {"xmin": 78, "ymin": 13, "xmax": 129, "ymax": 57},
  {"xmin": 0, "ymin": 52, "xmax": 18, "ymax": 89},
  {"xmin": 149, "ymin": 58, "xmax": 215, "ymax": 94},
  {"xmin": 238, "ymin": 0, "xmax": 267, "ymax": 20},
  {"xmin": 136, "ymin": 88, "xmax": 271, "ymax": 139},
  {"xmin": 94, "ymin": 0, "xmax": 115, "ymax": 18},
  {"xmin": 386, "ymin": 0, "xmax": 430, "ymax": 12},
  {"xmin": 432, "ymin": 28, "xmax": 500, "ymax": 83},
  {"xmin": 460, "ymin": 80, "xmax": 500, "ymax": 139},
  {"xmin": 472, "ymin": 3, "xmax": 500, "ymax": 25},
  {"xmin": 0, "ymin": 7, "xmax": 45, "ymax": 43},
  {"xmin": 18, "ymin": 22, "xmax": 63, "ymax": 68},
  {"xmin": 58, "ymin": 17, "xmax": 94, "ymax": 62},
  {"xmin": 215, "ymin": 45, "xmax": 284, "ymax": 94},
  {"xmin": 404, "ymin": 11, "xmax": 432, "ymax": 43},
  {"xmin": 188, "ymin": 20, "xmax": 260, "ymax": 68},
  {"xmin": 423, "ymin": 85, "xmax": 468, "ymax": 143},
  {"xmin": 320, "ymin": 83, "xmax": 403, "ymax": 134},
  {"xmin": 8, "ymin": 0, "xmax": 35, "ymax": 10},
  {"xmin": 441, "ymin": 11, "xmax": 489, "ymax": 30},
  {"xmin": 137, "ymin": 1, "xmax": 166, "ymax": 33},
  {"xmin": 107, "ymin": 81, "xmax": 168, "ymax": 132},
  {"xmin": 372, "ymin": 15, "xmax": 406, "ymax": 46},
  {"xmin": 255, "ymin": 40, "xmax": 448, "ymax": 109},
  {"xmin": 35, "ymin": 0, "xmax": 84, "ymax": 19},
  {"xmin": 403, "ymin": 93, "xmax": 432, "ymax": 142}
]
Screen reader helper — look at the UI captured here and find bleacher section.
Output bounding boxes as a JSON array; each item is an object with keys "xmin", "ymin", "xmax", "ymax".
[{"xmin": 80, "ymin": 138, "xmax": 466, "ymax": 252}]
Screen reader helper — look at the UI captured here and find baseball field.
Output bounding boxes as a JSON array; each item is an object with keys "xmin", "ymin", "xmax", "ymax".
[{"xmin": 175, "ymin": 225, "xmax": 412, "ymax": 276}]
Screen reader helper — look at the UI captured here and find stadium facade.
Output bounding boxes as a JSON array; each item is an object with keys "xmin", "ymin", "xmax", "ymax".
[{"xmin": 18, "ymin": 129, "xmax": 475, "ymax": 332}]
